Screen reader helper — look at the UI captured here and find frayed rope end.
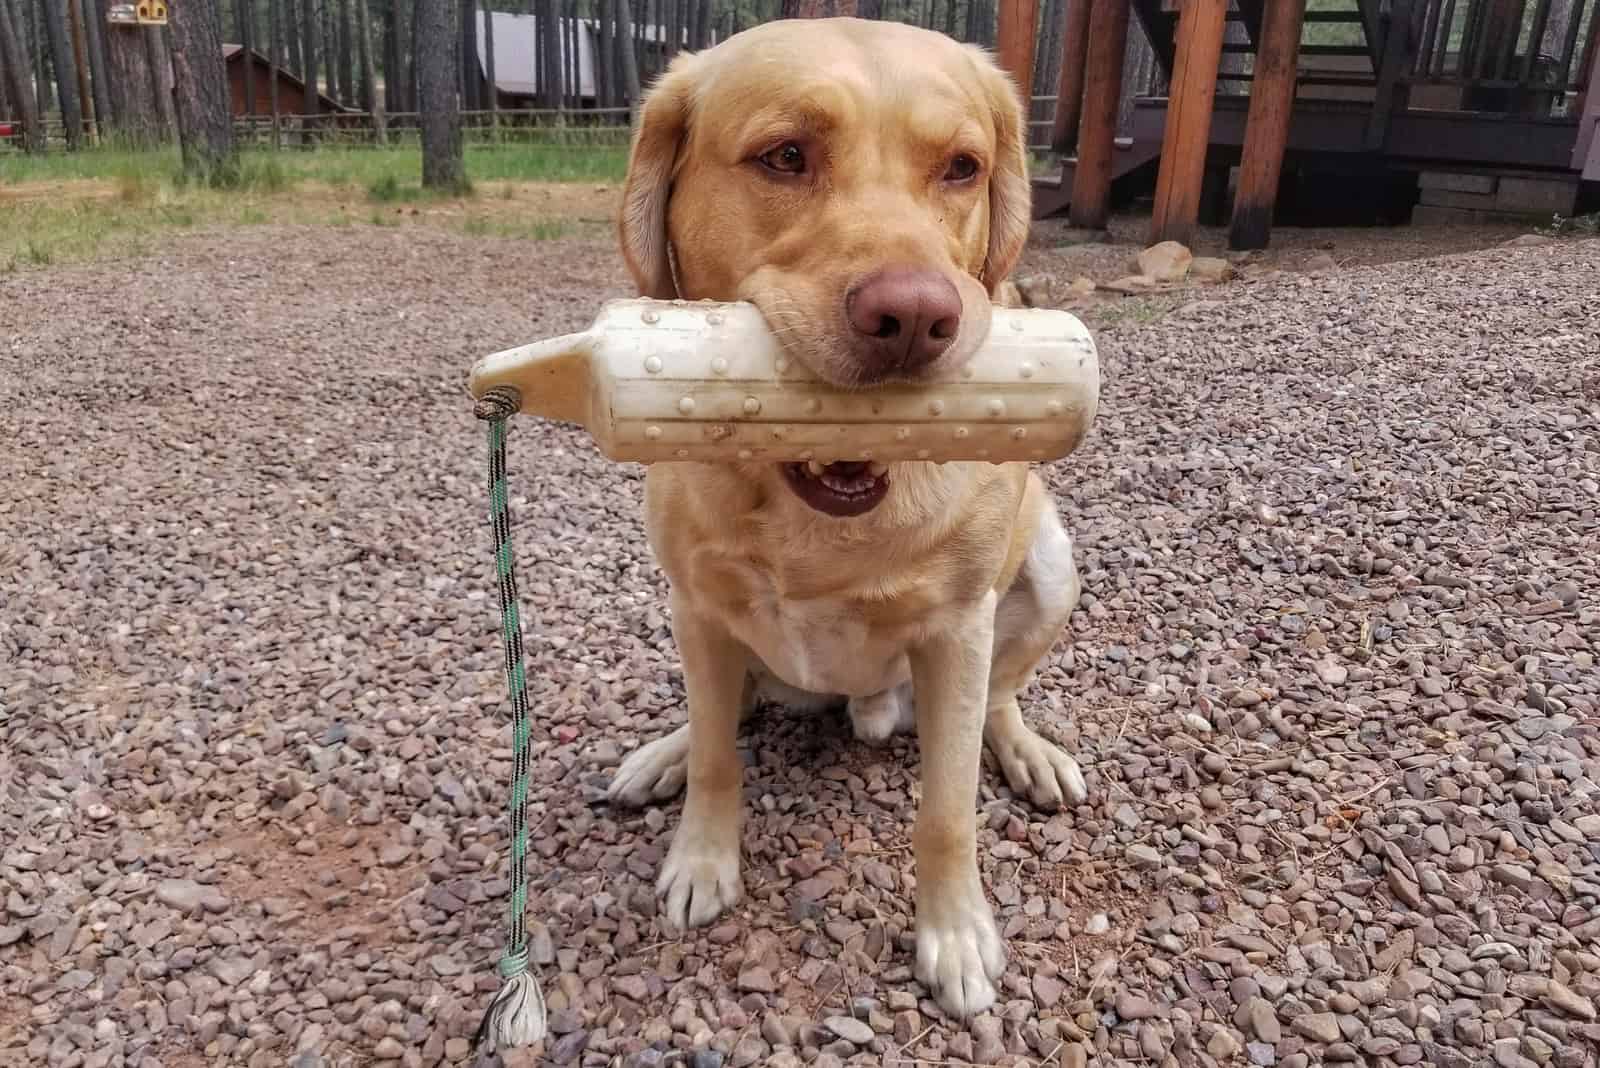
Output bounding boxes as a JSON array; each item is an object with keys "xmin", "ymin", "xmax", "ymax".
[{"xmin": 473, "ymin": 951, "xmax": 546, "ymax": 1052}]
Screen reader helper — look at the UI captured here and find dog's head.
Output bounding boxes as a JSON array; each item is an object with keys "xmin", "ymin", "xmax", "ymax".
[{"xmin": 618, "ymin": 17, "xmax": 1032, "ymax": 517}]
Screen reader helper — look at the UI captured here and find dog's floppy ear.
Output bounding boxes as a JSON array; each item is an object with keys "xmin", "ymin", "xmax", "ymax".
[
  {"xmin": 967, "ymin": 48, "xmax": 1033, "ymax": 295},
  {"xmin": 619, "ymin": 54, "xmax": 704, "ymax": 299}
]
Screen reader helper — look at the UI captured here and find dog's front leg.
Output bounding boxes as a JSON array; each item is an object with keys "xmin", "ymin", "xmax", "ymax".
[
  {"xmin": 908, "ymin": 591, "xmax": 1004, "ymax": 1019},
  {"xmin": 656, "ymin": 591, "xmax": 748, "ymax": 934}
]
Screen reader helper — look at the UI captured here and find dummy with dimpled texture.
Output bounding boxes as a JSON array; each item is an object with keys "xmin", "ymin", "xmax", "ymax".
[{"xmin": 466, "ymin": 298, "xmax": 1099, "ymax": 465}]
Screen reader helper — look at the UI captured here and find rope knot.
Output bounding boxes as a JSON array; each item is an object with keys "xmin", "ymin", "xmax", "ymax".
[
  {"xmin": 474, "ymin": 386, "xmax": 522, "ymax": 423},
  {"xmin": 497, "ymin": 946, "xmax": 531, "ymax": 980}
]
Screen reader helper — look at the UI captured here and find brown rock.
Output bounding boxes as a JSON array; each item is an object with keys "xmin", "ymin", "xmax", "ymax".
[{"xmin": 1137, "ymin": 240, "xmax": 1194, "ymax": 282}]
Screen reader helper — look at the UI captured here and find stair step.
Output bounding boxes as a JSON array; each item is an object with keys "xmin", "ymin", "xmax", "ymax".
[{"xmin": 1223, "ymin": 42, "xmax": 1374, "ymax": 56}]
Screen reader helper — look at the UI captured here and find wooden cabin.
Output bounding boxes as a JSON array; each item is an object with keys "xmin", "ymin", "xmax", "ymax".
[
  {"xmin": 1018, "ymin": 0, "xmax": 1600, "ymax": 247},
  {"xmin": 221, "ymin": 44, "xmax": 350, "ymax": 117}
]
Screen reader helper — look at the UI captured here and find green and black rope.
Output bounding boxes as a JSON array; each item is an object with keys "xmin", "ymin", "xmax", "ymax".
[{"xmin": 472, "ymin": 385, "xmax": 547, "ymax": 1052}]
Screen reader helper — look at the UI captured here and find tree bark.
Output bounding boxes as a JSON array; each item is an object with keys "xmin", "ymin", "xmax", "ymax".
[
  {"xmin": 27, "ymin": 0, "xmax": 47, "ymax": 113},
  {"xmin": 324, "ymin": 0, "xmax": 338, "ymax": 103},
  {"xmin": 459, "ymin": 0, "xmax": 476, "ymax": 108},
  {"xmin": 238, "ymin": 0, "xmax": 257, "ymax": 114},
  {"xmin": 564, "ymin": 0, "xmax": 577, "ymax": 107},
  {"xmin": 595, "ymin": 0, "xmax": 611, "ymax": 107},
  {"xmin": 304, "ymin": 0, "xmax": 321, "ymax": 114},
  {"xmin": 691, "ymin": 0, "xmax": 710, "ymax": 47},
  {"xmin": 382, "ymin": 0, "xmax": 400, "ymax": 112},
  {"xmin": 537, "ymin": 0, "xmax": 561, "ymax": 108},
  {"xmin": 81, "ymin": 0, "xmax": 115, "ymax": 130},
  {"xmin": 269, "ymin": 0, "xmax": 282, "ymax": 142},
  {"xmin": 415, "ymin": 0, "xmax": 464, "ymax": 187},
  {"xmin": 0, "ymin": 0, "xmax": 42, "ymax": 151},
  {"xmin": 42, "ymin": 0, "xmax": 83, "ymax": 146},
  {"xmin": 286, "ymin": 0, "xmax": 303, "ymax": 75},
  {"xmin": 358, "ymin": 0, "xmax": 384, "ymax": 139},
  {"xmin": 68, "ymin": 0, "xmax": 97, "ymax": 140},
  {"xmin": 480, "ymin": 0, "xmax": 495, "ymax": 119},
  {"xmin": 169, "ymin": 0, "xmax": 238, "ymax": 182},
  {"xmin": 338, "ymin": 0, "xmax": 353, "ymax": 104},
  {"xmin": 615, "ymin": 0, "xmax": 639, "ymax": 104},
  {"xmin": 145, "ymin": 25, "xmax": 178, "ymax": 137},
  {"xmin": 101, "ymin": 19, "xmax": 164, "ymax": 143}
]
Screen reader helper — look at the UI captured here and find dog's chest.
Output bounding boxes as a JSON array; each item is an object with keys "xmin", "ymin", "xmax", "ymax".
[{"xmin": 694, "ymin": 554, "xmax": 923, "ymax": 698}]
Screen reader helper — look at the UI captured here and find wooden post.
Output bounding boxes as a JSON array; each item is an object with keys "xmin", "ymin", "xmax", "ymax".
[
  {"xmin": 996, "ymin": 0, "xmax": 1040, "ymax": 110},
  {"xmin": 1229, "ymin": 0, "xmax": 1305, "ymax": 250},
  {"xmin": 1067, "ymin": 0, "xmax": 1130, "ymax": 229},
  {"xmin": 1050, "ymin": 0, "xmax": 1089, "ymax": 152},
  {"xmin": 1148, "ymin": 0, "xmax": 1228, "ymax": 247}
]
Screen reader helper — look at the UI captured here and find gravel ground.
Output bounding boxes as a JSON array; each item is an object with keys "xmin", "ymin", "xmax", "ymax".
[{"xmin": 2, "ymin": 220, "xmax": 1598, "ymax": 1068}]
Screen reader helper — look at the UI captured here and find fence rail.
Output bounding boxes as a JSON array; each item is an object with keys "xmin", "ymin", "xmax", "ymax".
[{"xmin": 0, "ymin": 107, "xmax": 637, "ymax": 153}]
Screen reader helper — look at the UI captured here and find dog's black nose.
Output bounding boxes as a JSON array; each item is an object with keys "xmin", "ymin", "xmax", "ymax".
[{"xmin": 846, "ymin": 266, "xmax": 962, "ymax": 379}]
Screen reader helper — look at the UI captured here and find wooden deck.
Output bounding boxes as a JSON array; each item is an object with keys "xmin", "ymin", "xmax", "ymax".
[{"xmin": 1031, "ymin": 0, "xmax": 1600, "ymax": 235}]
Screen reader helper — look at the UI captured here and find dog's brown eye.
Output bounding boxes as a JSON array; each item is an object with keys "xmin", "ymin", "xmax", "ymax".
[
  {"xmin": 945, "ymin": 154, "xmax": 980, "ymax": 182},
  {"xmin": 759, "ymin": 142, "xmax": 807, "ymax": 175}
]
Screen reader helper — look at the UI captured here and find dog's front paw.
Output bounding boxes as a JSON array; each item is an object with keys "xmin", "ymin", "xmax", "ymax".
[
  {"xmin": 914, "ymin": 876, "xmax": 1005, "ymax": 1018},
  {"xmin": 847, "ymin": 688, "xmax": 914, "ymax": 746},
  {"xmin": 657, "ymin": 831, "xmax": 743, "ymax": 934},
  {"xmin": 606, "ymin": 727, "xmax": 689, "ymax": 807},
  {"xmin": 988, "ymin": 721, "xmax": 1089, "ymax": 812}
]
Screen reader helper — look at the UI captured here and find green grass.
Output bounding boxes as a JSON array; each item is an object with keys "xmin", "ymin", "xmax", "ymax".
[
  {"xmin": 0, "ymin": 142, "xmax": 628, "ymax": 189},
  {"xmin": 0, "ymin": 140, "xmax": 624, "ymax": 270}
]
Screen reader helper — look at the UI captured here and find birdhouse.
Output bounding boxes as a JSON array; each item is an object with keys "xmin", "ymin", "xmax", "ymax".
[{"xmin": 107, "ymin": 0, "xmax": 166, "ymax": 24}]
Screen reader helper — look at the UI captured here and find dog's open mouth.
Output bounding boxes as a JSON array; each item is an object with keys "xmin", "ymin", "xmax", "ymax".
[{"xmin": 780, "ymin": 460, "xmax": 890, "ymax": 517}]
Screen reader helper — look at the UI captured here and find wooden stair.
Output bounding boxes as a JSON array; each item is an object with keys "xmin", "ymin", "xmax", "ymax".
[{"xmin": 1029, "ymin": 136, "xmax": 1164, "ymax": 219}]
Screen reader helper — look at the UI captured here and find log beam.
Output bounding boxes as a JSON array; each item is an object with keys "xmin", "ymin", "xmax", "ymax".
[
  {"xmin": 996, "ymin": 0, "xmax": 1041, "ymax": 112},
  {"xmin": 1067, "ymin": 0, "xmax": 1131, "ymax": 229},
  {"xmin": 1228, "ymin": 0, "xmax": 1306, "ymax": 250},
  {"xmin": 1148, "ymin": 0, "xmax": 1228, "ymax": 247},
  {"xmin": 1050, "ymin": 0, "xmax": 1090, "ymax": 152}
]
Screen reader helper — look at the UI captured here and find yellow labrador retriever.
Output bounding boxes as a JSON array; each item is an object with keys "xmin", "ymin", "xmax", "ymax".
[{"xmin": 604, "ymin": 16, "xmax": 1089, "ymax": 1018}]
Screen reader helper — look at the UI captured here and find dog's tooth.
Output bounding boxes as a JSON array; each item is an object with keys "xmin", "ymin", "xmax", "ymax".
[
  {"xmin": 868, "ymin": 462, "xmax": 888, "ymax": 478},
  {"xmin": 806, "ymin": 460, "xmax": 826, "ymax": 477}
]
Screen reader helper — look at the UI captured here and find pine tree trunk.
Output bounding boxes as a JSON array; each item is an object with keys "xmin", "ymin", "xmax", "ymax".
[
  {"xmin": 269, "ymin": 0, "xmax": 282, "ymax": 141},
  {"xmin": 169, "ymin": 0, "xmax": 237, "ymax": 181},
  {"xmin": 324, "ymin": 0, "xmax": 338, "ymax": 103},
  {"xmin": 0, "ymin": 0, "xmax": 42, "ymax": 151},
  {"xmin": 338, "ymin": 0, "xmax": 353, "ymax": 104},
  {"xmin": 238, "ymin": 0, "xmax": 257, "ymax": 114},
  {"xmin": 692, "ymin": 0, "xmax": 710, "ymax": 48},
  {"xmin": 615, "ymin": 0, "xmax": 639, "ymax": 104},
  {"xmin": 81, "ymin": 0, "xmax": 114, "ymax": 129},
  {"xmin": 383, "ymin": 0, "xmax": 399, "ymax": 112},
  {"xmin": 594, "ymin": 0, "xmax": 610, "ymax": 107},
  {"xmin": 480, "ymin": 0, "xmax": 495, "ymax": 122},
  {"xmin": 415, "ymin": 0, "xmax": 464, "ymax": 187},
  {"xmin": 66, "ymin": 0, "xmax": 95, "ymax": 140},
  {"xmin": 286, "ymin": 0, "xmax": 302, "ymax": 75},
  {"xmin": 27, "ymin": 0, "xmax": 47, "ymax": 113},
  {"xmin": 144, "ymin": 26, "xmax": 178, "ymax": 136},
  {"xmin": 358, "ymin": 0, "xmax": 383, "ymax": 139},
  {"xmin": 564, "ymin": 0, "xmax": 576, "ymax": 107},
  {"xmin": 101, "ymin": 21, "xmax": 164, "ymax": 143},
  {"xmin": 304, "ymin": 0, "xmax": 321, "ymax": 114},
  {"xmin": 45, "ymin": 0, "xmax": 84, "ymax": 147},
  {"xmin": 537, "ymin": 0, "xmax": 561, "ymax": 109}
]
